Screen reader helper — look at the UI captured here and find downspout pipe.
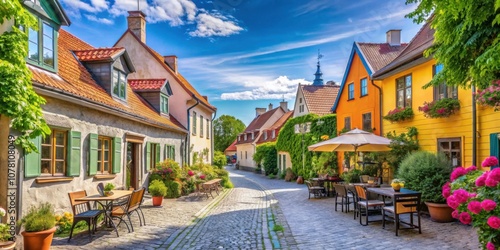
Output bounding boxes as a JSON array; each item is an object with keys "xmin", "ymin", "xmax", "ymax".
[
  {"xmin": 371, "ymin": 79, "xmax": 383, "ymax": 135},
  {"xmin": 186, "ymin": 94, "xmax": 200, "ymax": 166},
  {"xmin": 211, "ymin": 109, "xmax": 217, "ymax": 165},
  {"xmin": 472, "ymin": 86, "xmax": 477, "ymax": 166}
]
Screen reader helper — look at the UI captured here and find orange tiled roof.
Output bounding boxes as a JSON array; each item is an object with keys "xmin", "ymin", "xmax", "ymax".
[
  {"xmin": 302, "ymin": 85, "xmax": 340, "ymax": 116},
  {"xmin": 117, "ymin": 29, "xmax": 216, "ymax": 111},
  {"xmin": 129, "ymin": 79, "xmax": 166, "ymax": 91},
  {"xmin": 356, "ymin": 42, "xmax": 408, "ymax": 73},
  {"xmin": 224, "ymin": 139, "xmax": 237, "ymax": 153},
  {"xmin": 372, "ymin": 22, "xmax": 434, "ymax": 78},
  {"xmin": 73, "ymin": 47, "xmax": 125, "ymax": 62},
  {"xmin": 29, "ymin": 29, "xmax": 186, "ymax": 133}
]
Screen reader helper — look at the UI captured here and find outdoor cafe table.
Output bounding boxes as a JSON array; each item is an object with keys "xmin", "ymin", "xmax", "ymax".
[
  {"xmin": 365, "ymin": 187, "xmax": 421, "ymax": 203},
  {"xmin": 75, "ymin": 190, "xmax": 133, "ymax": 237}
]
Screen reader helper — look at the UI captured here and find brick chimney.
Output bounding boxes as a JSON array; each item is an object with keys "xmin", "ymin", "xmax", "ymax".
[
  {"xmin": 164, "ymin": 55, "xmax": 177, "ymax": 74},
  {"xmin": 268, "ymin": 103, "xmax": 273, "ymax": 111},
  {"xmin": 127, "ymin": 11, "xmax": 146, "ymax": 43},
  {"xmin": 256, "ymin": 108, "xmax": 266, "ymax": 117},
  {"xmin": 386, "ymin": 29, "xmax": 401, "ymax": 46},
  {"xmin": 280, "ymin": 101, "xmax": 288, "ymax": 112}
]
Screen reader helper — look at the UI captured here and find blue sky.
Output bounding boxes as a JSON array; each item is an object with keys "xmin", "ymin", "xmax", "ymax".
[{"xmin": 60, "ymin": 0, "xmax": 422, "ymax": 125}]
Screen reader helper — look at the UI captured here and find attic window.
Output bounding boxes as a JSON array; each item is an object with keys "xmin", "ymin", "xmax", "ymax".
[
  {"xmin": 112, "ymin": 69, "xmax": 127, "ymax": 100},
  {"xmin": 264, "ymin": 132, "xmax": 267, "ymax": 140},
  {"xmin": 244, "ymin": 134, "xmax": 247, "ymax": 141},
  {"xmin": 160, "ymin": 94, "xmax": 169, "ymax": 114},
  {"xmin": 27, "ymin": 21, "xmax": 56, "ymax": 71},
  {"xmin": 272, "ymin": 130, "xmax": 276, "ymax": 138}
]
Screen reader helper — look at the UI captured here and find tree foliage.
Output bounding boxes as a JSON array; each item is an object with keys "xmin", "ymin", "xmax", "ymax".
[
  {"xmin": 213, "ymin": 115, "xmax": 245, "ymax": 152},
  {"xmin": 275, "ymin": 114, "xmax": 337, "ymax": 179},
  {"xmin": 406, "ymin": 0, "xmax": 500, "ymax": 89},
  {"xmin": 370, "ymin": 127, "xmax": 420, "ymax": 171},
  {"xmin": 0, "ymin": 0, "xmax": 50, "ymax": 152},
  {"xmin": 213, "ymin": 151, "xmax": 227, "ymax": 168}
]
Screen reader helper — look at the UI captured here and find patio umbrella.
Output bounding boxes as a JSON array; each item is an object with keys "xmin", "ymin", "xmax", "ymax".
[{"xmin": 307, "ymin": 128, "xmax": 392, "ymax": 153}]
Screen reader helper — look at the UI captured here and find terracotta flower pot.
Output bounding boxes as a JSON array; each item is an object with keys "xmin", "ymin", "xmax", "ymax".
[
  {"xmin": 425, "ymin": 202, "xmax": 455, "ymax": 223},
  {"xmin": 296, "ymin": 176, "xmax": 304, "ymax": 184},
  {"xmin": 152, "ymin": 196, "xmax": 163, "ymax": 206},
  {"xmin": 21, "ymin": 227, "xmax": 56, "ymax": 250}
]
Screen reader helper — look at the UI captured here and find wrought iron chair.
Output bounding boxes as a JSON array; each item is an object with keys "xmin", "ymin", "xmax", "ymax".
[
  {"xmin": 382, "ymin": 192, "xmax": 422, "ymax": 236},
  {"xmin": 333, "ymin": 184, "xmax": 354, "ymax": 213},
  {"xmin": 110, "ymin": 188, "xmax": 145, "ymax": 232},
  {"xmin": 67, "ymin": 190, "xmax": 104, "ymax": 242},
  {"xmin": 305, "ymin": 180, "xmax": 326, "ymax": 199}
]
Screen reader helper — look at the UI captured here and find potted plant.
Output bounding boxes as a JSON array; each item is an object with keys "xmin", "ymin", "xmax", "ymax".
[
  {"xmin": 383, "ymin": 106, "xmax": 414, "ymax": 122},
  {"xmin": 0, "ymin": 207, "xmax": 15, "ymax": 249},
  {"xmin": 396, "ymin": 151, "xmax": 454, "ymax": 222},
  {"xmin": 19, "ymin": 203, "xmax": 56, "ymax": 250},
  {"xmin": 390, "ymin": 179, "xmax": 405, "ymax": 191},
  {"xmin": 104, "ymin": 183, "xmax": 115, "ymax": 197},
  {"xmin": 475, "ymin": 80, "xmax": 500, "ymax": 110},
  {"xmin": 149, "ymin": 180, "xmax": 167, "ymax": 206},
  {"xmin": 418, "ymin": 98, "xmax": 460, "ymax": 118},
  {"xmin": 444, "ymin": 156, "xmax": 500, "ymax": 249}
]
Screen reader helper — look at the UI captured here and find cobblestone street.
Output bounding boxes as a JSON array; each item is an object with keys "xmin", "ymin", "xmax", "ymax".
[{"xmin": 47, "ymin": 166, "xmax": 480, "ymax": 249}]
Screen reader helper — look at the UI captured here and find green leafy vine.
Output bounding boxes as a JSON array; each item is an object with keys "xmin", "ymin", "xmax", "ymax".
[{"xmin": 0, "ymin": 0, "xmax": 50, "ymax": 152}]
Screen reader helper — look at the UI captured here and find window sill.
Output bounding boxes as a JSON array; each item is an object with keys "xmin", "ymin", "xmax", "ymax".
[
  {"xmin": 347, "ymin": 98, "xmax": 355, "ymax": 101},
  {"xmin": 360, "ymin": 94, "xmax": 368, "ymax": 98},
  {"xmin": 36, "ymin": 177, "xmax": 73, "ymax": 184},
  {"xmin": 94, "ymin": 174, "xmax": 117, "ymax": 180}
]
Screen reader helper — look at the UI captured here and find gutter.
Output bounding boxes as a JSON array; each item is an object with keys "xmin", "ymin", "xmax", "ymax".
[
  {"xmin": 472, "ymin": 86, "xmax": 477, "ymax": 166},
  {"xmin": 186, "ymin": 94, "xmax": 200, "ymax": 166},
  {"xmin": 371, "ymin": 79, "xmax": 383, "ymax": 135}
]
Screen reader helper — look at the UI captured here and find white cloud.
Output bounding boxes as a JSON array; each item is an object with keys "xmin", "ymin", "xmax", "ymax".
[
  {"xmin": 188, "ymin": 13, "xmax": 243, "ymax": 37},
  {"xmin": 85, "ymin": 15, "xmax": 114, "ymax": 25},
  {"xmin": 60, "ymin": 0, "xmax": 108, "ymax": 12},
  {"xmin": 220, "ymin": 76, "xmax": 311, "ymax": 100}
]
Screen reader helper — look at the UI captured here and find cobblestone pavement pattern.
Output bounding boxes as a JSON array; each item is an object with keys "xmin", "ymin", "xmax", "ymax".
[{"xmin": 42, "ymin": 165, "xmax": 479, "ymax": 249}]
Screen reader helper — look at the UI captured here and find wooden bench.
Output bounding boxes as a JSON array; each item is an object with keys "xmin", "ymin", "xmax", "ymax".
[{"xmin": 201, "ymin": 179, "xmax": 222, "ymax": 198}]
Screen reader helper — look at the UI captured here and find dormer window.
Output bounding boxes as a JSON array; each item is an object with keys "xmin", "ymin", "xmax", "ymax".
[
  {"xmin": 244, "ymin": 134, "xmax": 247, "ymax": 141},
  {"xmin": 251, "ymin": 132, "xmax": 254, "ymax": 140},
  {"xmin": 160, "ymin": 94, "xmax": 169, "ymax": 114},
  {"xmin": 272, "ymin": 130, "xmax": 276, "ymax": 138},
  {"xmin": 264, "ymin": 132, "xmax": 267, "ymax": 140},
  {"xmin": 27, "ymin": 21, "xmax": 56, "ymax": 71},
  {"xmin": 112, "ymin": 69, "xmax": 127, "ymax": 100}
]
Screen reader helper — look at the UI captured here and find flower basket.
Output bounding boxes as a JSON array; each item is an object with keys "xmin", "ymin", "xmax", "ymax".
[
  {"xmin": 475, "ymin": 80, "xmax": 500, "ymax": 110},
  {"xmin": 383, "ymin": 107, "xmax": 414, "ymax": 122},
  {"xmin": 418, "ymin": 98, "xmax": 460, "ymax": 118}
]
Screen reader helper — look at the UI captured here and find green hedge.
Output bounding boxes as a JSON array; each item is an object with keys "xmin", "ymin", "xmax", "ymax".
[
  {"xmin": 254, "ymin": 142, "xmax": 278, "ymax": 175},
  {"xmin": 275, "ymin": 114, "xmax": 337, "ymax": 179}
]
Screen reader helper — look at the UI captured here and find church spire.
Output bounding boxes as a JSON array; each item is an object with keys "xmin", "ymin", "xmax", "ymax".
[{"xmin": 313, "ymin": 49, "xmax": 324, "ymax": 86}]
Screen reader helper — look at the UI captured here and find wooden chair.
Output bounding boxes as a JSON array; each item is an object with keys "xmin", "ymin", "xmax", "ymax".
[
  {"xmin": 110, "ymin": 188, "xmax": 144, "ymax": 232},
  {"xmin": 305, "ymin": 180, "xmax": 326, "ymax": 199},
  {"xmin": 333, "ymin": 184, "xmax": 354, "ymax": 213},
  {"xmin": 67, "ymin": 190, "xmax": 104, "ymax": 242},
  {"xmin": 354, "ymin": 185, "xmax": 385, "ymax": 226},
  {"xmin": 382, "ymin": 192, "xmax": 422, "ymax": 236}
]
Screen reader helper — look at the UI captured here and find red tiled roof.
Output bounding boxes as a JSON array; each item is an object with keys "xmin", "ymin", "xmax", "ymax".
[
  {"xmin": 245, "ymin": 107, "xmax": 281, "ymax": 132},
  {"xmin": 116, "ymin": 29, "xmax": 216, "ymax": 111},
  {"xmin": 356, "ymin": 42, "xmax": 408, "ymax": 73},
  {"xmin": 30, "ymin": 29, "xmax": 186, "ymax": 133},
  {"xmin": 302, "ymin": 85, "xmax": 340, "ymax": 116},
  {"xmin": 73, "ymin": 47, "xmax": 125, "ymax": 62},
  {"xmin": 257, "ymin": 111, "xmax": 293, "ymax": 144},
  {"xmin": 224, "ymin": 140, "xmax": 237, "ymax": 153},
  {"xmin": 129, "ymin": 78, "xmax": 166, "ymax": 91},
  {"xmin": 372, "ymin": 22, "xmax": 434, "ymax": 78}
]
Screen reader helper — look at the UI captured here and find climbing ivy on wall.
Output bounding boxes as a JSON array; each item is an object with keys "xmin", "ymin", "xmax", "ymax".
[
  {"xmin": 275, "ymin": 114, "xmax": 337, "ymax": 179},
  {"xmin": 0, "ymin": 0, "xmax": 50, "ymax": 152},
  {"xmin": 254, "ymin": 142, "xmax": 278, "ymax": 175}
]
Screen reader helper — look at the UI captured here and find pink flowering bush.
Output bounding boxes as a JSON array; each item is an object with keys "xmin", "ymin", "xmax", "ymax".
[
  {"xmin": 445, "ymin": 156, "xmax": 500, "ymax": 249},
  {"xmin": 418, "ymin": 98, "xmax": 460, "ymax": 118},
  {"xmin": 475, "ymin": 80, "xmax": 500, "ymax": 111}
]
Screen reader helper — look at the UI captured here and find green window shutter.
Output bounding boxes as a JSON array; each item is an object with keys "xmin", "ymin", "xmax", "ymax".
[
  {"xmin": 66, "ymin": 131, "xmax": 81, "ymax": 177},
  {"xmin": 155, "ymin": 144, "xmax": 161, "ymax": 163},
  {"xmin": 146, "ymin": 142, "xmax": 151, "ymax": 170},
  {"xmin": 112, "ymin": 137, "xmax": 122, "ymax": 173},
  {"xmin": 172, "ymin": 146, "xmax": 175, "ymax": 161},
  {"xmin": 164, "ymin": 144, "xmax": 167, "ymax": 160},
  {"xmin": 490, "ymin": 133, "xmax": 500, "ymax": 160},
  {"xmin": 88, "ymin": 133, "xmax": 98, "ymax": 176},
  {"xmin": 25, "ymin": 135, "xmax": 42, "ymax": 177}
]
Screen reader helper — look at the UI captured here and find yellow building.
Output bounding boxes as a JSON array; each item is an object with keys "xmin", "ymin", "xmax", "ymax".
[{"xmin": 372, "ymin": 22, "xmax": 500, "ymax": 169}]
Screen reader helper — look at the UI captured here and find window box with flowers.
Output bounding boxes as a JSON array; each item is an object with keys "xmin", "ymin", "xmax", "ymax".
[
  {"xmin": 383, "ymin": 107, "xmax": 414, "ymax": 122},
  {"xmin": 443, "ymin": 156, "xmax": 500, "ymax": 250},
  {"xmin": 418, "ymin": 98, "xmax": 460, "ymax": 118},
  {"xmin": 475, "ymin": 80, "xmax": 500, "ymax": 111}
]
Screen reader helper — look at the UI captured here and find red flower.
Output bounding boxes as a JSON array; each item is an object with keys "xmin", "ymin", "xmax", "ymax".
[
  {"xmin": 481, "ymin": 199, "xmax": 497, "ymax": 211},
  {"xmin": 200, "ymin": 174, "xmax": 206, "ymax": 180},
  {"xmin": 482, "ymin": 156, "xmax": 499, "ymax": 167},
  {"xmin": 450, "ymin": 167, "xmax": 467, "ymax": 181},
  {"xmin": 487, "ymin": 216, "xmax": 500, "ymax": 229},
  {"xmin": 188, "ymin": 170, "xmax": 195, "ymax": 176},
  {"xmin": 452, "ymin": 189, "xmax": 469, "ymax": 203},
  {"xmin": 486, "ymin": 242, "xmax": 496, "ymax": 250},
  {"xmin": 467, "ymin": 201, "xmax": 482, "ymax": 214},
  {"xmin": 476, "ymin": 172, "xmax": 488, "ymax": 186},
  {"xmin": 459, "ymin": 212, "xmax": 472, "ymax": 224}
]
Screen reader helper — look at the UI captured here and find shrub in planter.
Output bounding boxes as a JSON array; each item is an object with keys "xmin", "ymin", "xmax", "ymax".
[
  {"xmin": 284, "ymin": 168, "xmax": 295, "ymax": 182},
  {"xmin": 396, "ymin": 151, "xmax": 452, "ymax": 203},
  {"xmin": 340, "ymin": 168, "xmax": 361, "ymax": 184},
  {"xmin": 418, "ymin": 98, "xmax": 460, "ymax": 118},
  {"xmin": 19, "ymin": 203, "xmax": 57, "ymax": 250},
  {"xmin": 149, "ymin": 180, "xmax": 167, "ymax": 197},
  {"xmin": 383, "ymin": 107, "xmax": 414, "ymax": 122}
]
